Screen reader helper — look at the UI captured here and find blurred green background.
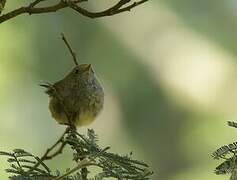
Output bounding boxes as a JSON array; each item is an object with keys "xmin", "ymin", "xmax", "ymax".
[{"xmin": 1, "ymin": 0, "xmax": 237, "ymax": 179}]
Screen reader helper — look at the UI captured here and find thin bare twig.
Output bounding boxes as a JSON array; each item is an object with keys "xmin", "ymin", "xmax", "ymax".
[
  {"xmin": 29, "ymin": 0, "xmax": 45, "ymax": 8},
  {"xmin": 43, "ymin": 141, "xmax": 67, "ymax": 160},
  {"xmin": 67, "ymin": 0, "xmax": 148, "ymax": 18},
  {"xmin": 28, "ymin": 128, "xmax": 69, "ymax": 173},
  {"xmin": 0, "ymin": 0, "xmax": 149, "ymax": 24},
  {"xmin": 61, "ymin": 33, "xmax": 79, "ymax": 66},
  {"xmin": 0, "ymin": 0, "xmax": 82, "ymax": 23}
]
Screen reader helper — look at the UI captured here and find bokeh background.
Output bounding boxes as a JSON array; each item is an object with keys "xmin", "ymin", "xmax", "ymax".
[{"xmin": 1, "ymin": 0, "xmax": 237, "ymax": 179}]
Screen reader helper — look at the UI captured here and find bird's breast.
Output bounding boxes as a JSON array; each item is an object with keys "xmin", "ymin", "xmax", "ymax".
[{"xmin": 75, "ymin": 111, "xmax": 96, "ymax": 126}]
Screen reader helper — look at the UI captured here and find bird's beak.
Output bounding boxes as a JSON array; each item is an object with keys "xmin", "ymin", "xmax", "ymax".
[{"xmin": 86, "ymin": 64, "xmax": 92, "ymax": 71}]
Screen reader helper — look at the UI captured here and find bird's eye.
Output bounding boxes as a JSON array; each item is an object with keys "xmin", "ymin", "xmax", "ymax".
[{"xmin": 75, "ymin": 69, "xmax": 79, "ymax": 74}]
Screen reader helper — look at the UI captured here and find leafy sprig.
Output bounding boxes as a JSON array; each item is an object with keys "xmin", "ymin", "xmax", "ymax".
[
  {"xmin": 1, "ymin": 128, "xmax": 153, "ymax": 180},
  {"xmin": 212, "ymin": 121, "xmax": 237, "ymax": 178}
]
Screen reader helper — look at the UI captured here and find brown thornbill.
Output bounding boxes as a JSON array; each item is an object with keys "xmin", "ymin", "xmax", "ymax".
[{"xmin": 41, "ymin": 64, "xmax": 104, "ymax": 128}]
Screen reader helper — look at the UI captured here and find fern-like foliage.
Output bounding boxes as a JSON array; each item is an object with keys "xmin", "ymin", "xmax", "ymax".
[
  {"xmin": 1, "ymin": 128, "xmax": 153, "ymax": 180},
  {"xmin": 228, "ymin": 121, "xmax": 237, "ymax": 129},
  {"xmin": 212, "ymin": 142, "xmax": 237, "ymax": 159},
  {"xmin": 214, "ymin": 157, "xmax": 237, "ymax": 175},
  {"xmin": 212, "ymin": 121, "xmax": 237, "ymax": 178},
  {"xmin": 0, "ymin": 149, "xmax": 54, "ymax": 179}
]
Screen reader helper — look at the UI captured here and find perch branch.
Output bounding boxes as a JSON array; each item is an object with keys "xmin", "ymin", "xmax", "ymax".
[
  {"xmin": 0, "ymin": 0, "xmax": 148, "ymax": 24},
  {"xmin": 1, "ymin": 129, "xmax": 153, "ymax": 179},
  {"xmin": 28, "ymin": 128, "xmax": 69, "ymax": 173}
]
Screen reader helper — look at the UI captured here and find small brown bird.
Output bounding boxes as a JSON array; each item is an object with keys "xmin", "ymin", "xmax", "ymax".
[{"xmin": 41, "ymin": 64, "xmax": 104, "ymax": 127}]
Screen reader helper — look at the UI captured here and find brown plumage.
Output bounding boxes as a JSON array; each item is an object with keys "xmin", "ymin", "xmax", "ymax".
[{"xmin": 41, "ymin": 64, "xmax": 104, "ymax": 127}]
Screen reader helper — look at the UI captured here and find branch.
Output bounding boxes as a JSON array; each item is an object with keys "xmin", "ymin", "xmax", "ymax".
[
  {"xmin": 61, "ymin": 33, "xmax": 79, "ymax": 66},
  {"xmin": 28, "ymin": 128, "xmax": 69, "ymax": 173},
  {"xmin": 1, "ymin": 129, "xmax": 153, "ymax": 179},
  {"xmin": 67, "ymin": 0, "xmax": 148, "ymax": 18},
  {"xmin": 0, "ymin": 0, "xmax": 149, "ymax": 24}
]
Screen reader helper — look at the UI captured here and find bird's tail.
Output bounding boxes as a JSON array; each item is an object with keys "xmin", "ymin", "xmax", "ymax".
[{"xmin": 39, "ymin": 82, "xmax": 55, "ymax": 96}]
